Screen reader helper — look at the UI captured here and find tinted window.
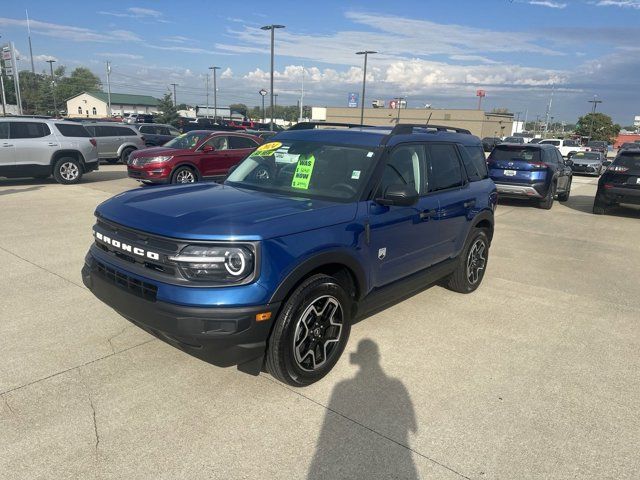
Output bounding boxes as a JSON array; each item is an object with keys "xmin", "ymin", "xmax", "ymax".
[
  {"xmin": 158, "ymin": 127, "xmax": 170, "ymax": 135},
  {"xmin": 426, "ymin": 144, "xmax": 464, "ymax": 191},
  {"xmin": 138, "ymin": 125, "xmax": 154, "ymax": 134},
  {"xmin": 229, "ymin": 136, "xmax": 258, "ymax": 149},
  {"xmin": 84, "ymin": 125, "xmax": 96, "ymax": 135},
  {"xmin": 542, "ymin": 140, "xmax": 560, "ymax": 146},
  {"xmin": 615, "ymin": 153, "xmax": 640, "ymax": 169},
  {"xmin": 377, "ymin": 145, "xmax": 424, "ymax": 196},
  {"xmin": 113, "ymin": 126, "xmax": 137, "ymax": 136},
  {"xmin": 0, "ymin": 122, "xmax": 8, "ymax": 139},
  {"xmin": 10, "ymin": 122, "xmax": 51, "ymax": 139},
  {"xmin": 489, "ymin": 146, "xmax": 542, "ymax": 163},
  {"xmin": 564, "ymin": 140, "xmax": 578, "ymax": 147},
  {"xmin": 202, "ymin": 136, "xmax": 229, "ymax": 150},
  {"xmin": 461, "ymin": 145, "xmax": 488, "ymax": 181},
  {"xmin": 55, "ymin": 123, "xmax": 91, "ymax": 137}
]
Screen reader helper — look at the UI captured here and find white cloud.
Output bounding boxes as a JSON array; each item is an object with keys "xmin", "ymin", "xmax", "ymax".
[
  {"xmin": 96, "ymin": 52, "xmax": 143, "ymax": 60},
  {"xmin": 595, "ymin": 0, "xmax": 640, "ymax": 8},
  {"xmin": 98, "ymin": 7, "xmax": 166, "ymax": 20},
  {"xmin": 529, "ymin": 1, "xmax": 567, "ymax": 8},
  {"xmin": 33, "ymin": 54, "xmax": 58, "ymax": 62},
  {"xmin": 449, "ymin": 55, "xmax": 500, "ymax": 64},
  {"xmin": 221, "ymin": 67, "xmax": 233, "ymax": 79},
  {"xmin": 0, "ymin": 17, "xmax": 142, "ymax": 43},
  {"xmin": 163, "ymin": 35, "xmax": 192, "ymax": 44}
]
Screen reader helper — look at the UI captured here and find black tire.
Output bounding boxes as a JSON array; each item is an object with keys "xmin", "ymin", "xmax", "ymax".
[
  {"xmin": 446, "ymin": 229, "xmax": 490, "ymax": 294},
  {"xmin": 538, "ymin": 182, "xmax": 556, "ymax": 209},
  {"xmin": 593, "ymin": 195, "xmax": 612, "ymax": 215},
  {"xmin": 120, "ymin": 147, "xmax": 135, "ymax": 164},
  {"xmin": 557, "ymin": 178, "xmax": 571, "ymax": 202},
  {"xmin": 52, "ymin": 157, "xmax": 83, "ymax": 185},
  {"xmin": 171, "ymin": 165, "xmax": 198, "ymax": 184},
  {"xmin": 266, "ymin": 274, "xmax": 352, "ymax": 387},
  {"xmin": 106, "ymin": 159, "xmax": 119, "ymax": 165}
]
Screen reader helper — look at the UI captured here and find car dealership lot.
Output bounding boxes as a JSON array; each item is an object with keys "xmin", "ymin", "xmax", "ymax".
[{"xmin": 1, "ymin": 168, "xmax": 639, "ymax": 479}]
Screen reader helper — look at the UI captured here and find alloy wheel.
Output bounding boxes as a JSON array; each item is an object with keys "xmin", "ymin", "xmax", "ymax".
[
  {"xmin": 293, "ymin": 295, "xmax": 344, "ymax": 372},
  {"xmin": 175, "ymin": 170, "xmax": 195, "ymax": 183},
  {"xmin": 60, "ymin": 162, "xmax": 79, "ymax": 181},
  {"xmin": 466, "ymin": 239, "xmax": 487, "ymax": 285}
]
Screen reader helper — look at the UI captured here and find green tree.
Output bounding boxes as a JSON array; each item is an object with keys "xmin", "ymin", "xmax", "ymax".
[
  {"xmin": 575, "ymin": 112, "xmax": 620, "ymax": 142},
  {"xmin": 155, "ymin": 93, "xmax": 179, "ymax": 126},
  {"xmin": 56, "ymin": 67, "xmax": 102, "ymax": 103}
]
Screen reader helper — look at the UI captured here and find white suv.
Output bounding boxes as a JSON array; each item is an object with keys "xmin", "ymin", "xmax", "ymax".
[{"xmin": 0, "ymin": 117, "xmax": 99, "ymax": 184}]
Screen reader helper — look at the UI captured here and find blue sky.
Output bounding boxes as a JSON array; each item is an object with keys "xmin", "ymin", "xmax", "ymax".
[{"xmin": 1, "ymin": 0, "xmax": 639, "ymax": 123}]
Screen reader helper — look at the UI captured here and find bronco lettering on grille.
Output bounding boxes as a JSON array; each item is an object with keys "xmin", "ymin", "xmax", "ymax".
[{"xmin": 94, "ymin": 231, "xmax": 160, "ymax": 261}]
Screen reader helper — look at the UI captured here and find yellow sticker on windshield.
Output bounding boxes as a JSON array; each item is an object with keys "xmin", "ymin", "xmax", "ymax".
[
  {"xmin": 291, "ymin": 154, "xmax": 315, "ymax": 189},
  {"xmin": 251, "ymin": 141, "xmax": 282, "ymax": 157}
]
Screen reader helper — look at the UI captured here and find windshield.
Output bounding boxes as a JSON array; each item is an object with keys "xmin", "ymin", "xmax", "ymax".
[
  {"xmin": 587, "ymin": 141, "xmax": 606, "ymax": 147},
  {"xmin": 503, "ymin": 137, "xmax": 522, "ymax": 143},
  {"xmin": 616, "ymin": 153, "xmax": 640, "ymax": 169},
  {"xmin": 164, "ymin": 132, "xmax": 205, "ymax": 149},
  {"xmin": 489, "ymin": 146, "xmax": 541, "ymax": 162},
  {"xmin": 225, "ymin": 140, "xmax": 377, "ymax": 202},
  {"xmin": 572, "ymin": 152, "xmax": 600, "ymax": 160}
]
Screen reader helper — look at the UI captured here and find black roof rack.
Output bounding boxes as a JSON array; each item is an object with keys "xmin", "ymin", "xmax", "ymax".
[
  {"xmin": 288, "ymin": 121, "xmax": 376, "ymax": 131},
  {"xmin": 389, "ymin": 123, "xmax": 472, "ymax": 135}
]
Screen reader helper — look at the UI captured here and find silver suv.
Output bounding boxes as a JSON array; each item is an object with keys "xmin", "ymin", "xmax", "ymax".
[
  {"xmin": 83, "ymin": 122, "xmax": 145, "ymax": 164},
  {"xmin": 0, "ymin": 117, "xmax": 99, "ymax": 184}
]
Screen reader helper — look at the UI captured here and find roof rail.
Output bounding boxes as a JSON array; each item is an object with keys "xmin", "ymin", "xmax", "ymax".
[
  {"xmin": 288, "ymin": 121, "xmax": 376, "ymax": 131},
  {"xmin": 389, "ymin": 123, "xmax": 472, "ymax": 135}
]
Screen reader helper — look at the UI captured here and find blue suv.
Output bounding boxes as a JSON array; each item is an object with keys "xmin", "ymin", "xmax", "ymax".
[{"xmin": 82, "ymin": 123, "xmax": 497, "ymax": 386}]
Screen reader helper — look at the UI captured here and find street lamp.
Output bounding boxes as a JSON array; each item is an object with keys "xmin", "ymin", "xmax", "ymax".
[
  {"xmin": 259, "ymin": 89, "xmax": 267, "ymax": 123},
  {"xmin": 45, "ymin": 59, "xmax": 57, "ymax": 116},
  {"xmin": 356, "ymin": 50, "xmax": 377, "ymax": 126},
  {"xmin": 209, "ymin": 66, "xmax": 220, "ymax": 122},
  {"xmin": 261, "ymin": 24, "xmax": 285, "ymax": 131}
]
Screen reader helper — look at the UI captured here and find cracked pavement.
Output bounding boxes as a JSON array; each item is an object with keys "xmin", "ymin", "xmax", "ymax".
[{"xmin": 1, "ymin": 166, "xmax": 639, "ymax": 479}]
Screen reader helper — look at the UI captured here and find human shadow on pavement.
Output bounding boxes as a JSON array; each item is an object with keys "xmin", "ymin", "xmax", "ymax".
[
  {"xmin": 561, "ymin": 194, "xmax": 640, "ymax": 218},
  {"xmin": 307, "ymin": 339, "xmax": 419, "ymax": 480}
]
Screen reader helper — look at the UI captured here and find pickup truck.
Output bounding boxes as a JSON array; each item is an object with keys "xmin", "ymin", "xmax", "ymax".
[{"xmin": 538, "ymin": 139, "xmax": 587, "ymax": 158}]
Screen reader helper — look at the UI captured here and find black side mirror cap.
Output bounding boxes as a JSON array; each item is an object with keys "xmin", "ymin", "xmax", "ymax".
[{"xmin": 376, "ymin": 184, "xmax": 419, "ymax": 207}]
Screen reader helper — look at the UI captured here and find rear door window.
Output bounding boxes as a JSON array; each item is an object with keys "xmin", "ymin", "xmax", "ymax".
[
  {"xmin": 9, "ymin": 122, "xmax": 51, "ymax": 139},
  {"xmin": 113, "ymin": 126, "xmax": 137, "ymax": 136},
  {"xmin": 229, "ymin": 136, "xmax": 258, "ymax": 149},
  {"xmin": 426, "ymin": 143, "xmax": 464, "ymax": 192},
  {"xmin": 0, "ymin": 122, "xmax": 8, "ymax": 139},
  {"xmin": 55, "ymin": 123, "xmax": 91, "ymax": 137},
  {"xmin": 461, "ymin": 145, "xmax": 488, "ymax": 181}
]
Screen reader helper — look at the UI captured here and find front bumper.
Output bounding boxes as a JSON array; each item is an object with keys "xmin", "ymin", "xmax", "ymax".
[
  {"xmin": 127, "ymin": 165, "xmax": 172, "ymax": 183},
  {"xmin": 494, "ymin": 181, "xmax": 546, "ymax": 199},
  {"xmin": 82, "ymin": 254, "xmax": 280, "ymax": 369}
]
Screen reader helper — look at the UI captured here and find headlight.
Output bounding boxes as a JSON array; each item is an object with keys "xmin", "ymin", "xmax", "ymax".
[
  {"xmin": 169, "ymin": 244, "xmax": 255, "ymax": 283},
  {"xmin": 132, "ymin": 156, "xmax": 173, "ymax": 166}
]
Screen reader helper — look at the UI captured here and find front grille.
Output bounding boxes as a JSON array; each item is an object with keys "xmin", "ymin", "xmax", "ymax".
[{"xmin": 94, "ymin": 260, "xmax": 157, "ymax": 301}]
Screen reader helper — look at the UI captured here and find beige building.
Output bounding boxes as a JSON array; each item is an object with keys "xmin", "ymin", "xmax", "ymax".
[
  {"xmin": 312, "ymin": 107, "xmax": 514, "ymax": 138},
  {"xmin": 66, "ymin": 91, "xmax": 160, "ymax": 118}
]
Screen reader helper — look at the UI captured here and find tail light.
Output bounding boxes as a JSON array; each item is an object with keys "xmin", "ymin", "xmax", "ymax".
[
  {"xmin": 90, "ymin": 138, "xmax": 97, "ymax": 147},
  {"xmin": 529, "ymin": 162, "xmax": 547, "ymax": 169},
  {"xmin": 608, "ymin": 165, "xmax": 629, "ymax": 172},
  {"xmin": 604, "ymin": 183, "xmax": 614, "ymax": 189}
]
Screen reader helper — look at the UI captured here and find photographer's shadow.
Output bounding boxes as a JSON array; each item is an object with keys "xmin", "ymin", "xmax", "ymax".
[{"xmin": 308, "ymin": 339, "xmax": 419, "ymax": 480}]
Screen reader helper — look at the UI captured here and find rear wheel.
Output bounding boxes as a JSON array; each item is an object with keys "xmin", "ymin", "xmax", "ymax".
[
  {"xmin": 446, "ymin": 229, "xmax": 490, "ymax": 294},
  {"xmin": 120, "ymin": 147, "xmax": 135, "ymax": 164},
  {"xmin": 266, "ymin": 274, "xmax": 351, "ymax": 387},
  {"xmin": 538, "ymin": 182, "xmax": 556, "ymax": 209},
  {"xmin": 593, "ymin": 194, "xmax": 612, "ymax": 215},
  {"xmin": 171, "ymin": 166, "xmax": 197, "ymax": 184},
  {"xmin": 53, "ymin": 157, "xmax": 83, "ymax": 185},
  {"xmin": 558, "ymin": 178, "xmax": 571, "ymax": 202}
]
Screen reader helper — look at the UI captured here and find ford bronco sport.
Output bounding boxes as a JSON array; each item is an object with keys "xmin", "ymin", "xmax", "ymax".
[{"xmin": 82, "ymin": 123, "xmax": 497, "ymax": 386}]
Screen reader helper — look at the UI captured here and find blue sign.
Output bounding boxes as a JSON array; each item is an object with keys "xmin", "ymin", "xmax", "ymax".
[{"xmin": 348, "ymin": 92, "xmax": 359, "ymax": 108}]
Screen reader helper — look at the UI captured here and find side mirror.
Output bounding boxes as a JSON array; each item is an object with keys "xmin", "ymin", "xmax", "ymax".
[
  {"xmin": 202, "ymin": 145, "xmax": 215, "ymax": 153},
  {"xmin": 602, "ymin": 160, "xmax": 612, "ymax": 167},
  {"xmin": 376, "ymin": 184, "xmax": 419, "ymax": 207},
  {"xmin": 564, "ymin": 158, "xmax": 573, "ymax": 166}
]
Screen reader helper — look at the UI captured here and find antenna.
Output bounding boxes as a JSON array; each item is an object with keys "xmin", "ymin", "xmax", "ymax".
[{"xmin": 425, "ymin": 111, "xmax": 433, "ymax": 127}]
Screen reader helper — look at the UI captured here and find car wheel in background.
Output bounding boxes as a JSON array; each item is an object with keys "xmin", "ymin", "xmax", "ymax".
[
  {"xmin": 446, "ymin": 228, "xmax": 490, "ymax": 294},
  {"xmin": 266, "ymin": 274, "xmax": 352, "ymax": 387},
  {"xmin": 538, "ymin": 182, "xmax": 556, "ymax": 210},
  {"xmin": 120, "ymin": 147, "xmax": 135, "ymax": 164},
  {"xmin": 557, "ymin": 178, "xmax": 571, "ymax": 202},
  {"xmin": 171, "ymin": 166, "xmax": 197, "ymax": 184},
  {"xmin": 53, "ymin": 157, "xmax": 83, "ymax": 185},
  {"xmin": 106, "ymin": 159, "xmax": 119, "ymax": 165}
]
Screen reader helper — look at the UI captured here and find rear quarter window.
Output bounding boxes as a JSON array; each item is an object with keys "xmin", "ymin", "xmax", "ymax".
[
  {"xmin": 55, "ymin": 123, "xmax": 91, "ymax": 137},
  {"xmin": 10, "ymin": 122, "xmax": 51, "ymax": 139},
  {"xmin": 460, "ymin": 145, "xmax": 488, "ymax": 181}
]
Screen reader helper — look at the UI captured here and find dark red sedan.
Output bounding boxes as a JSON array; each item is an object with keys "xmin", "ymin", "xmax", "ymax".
[{"xmin": 127, "ymin": 130, "xmax": 262, "ymax": 184}]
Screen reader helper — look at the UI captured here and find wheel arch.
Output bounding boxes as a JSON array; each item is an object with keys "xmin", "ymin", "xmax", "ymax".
[
  {"xmin": 50, "ymin": 150, "xmax": 86, "ymax": 170},
  {"xmin": 117, "ymin": 143, "xmax": 138, "ymax": 157},
  {"xmin": 471, "ymin": 210, "xmax": 494, "ymax": 242},
  {"xmin": 170, "ymin": 161, "xmax": 201, "ymax": 180}
]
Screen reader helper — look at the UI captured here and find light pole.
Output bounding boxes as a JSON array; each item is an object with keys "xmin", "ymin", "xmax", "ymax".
[
  {"xmin": 588, "ymin": 95, "xmax": 603, "ymax": 141},
  {"xmin": 356, "ymin": 50, "xmax": 377, "ymax": 126},
  {"xmin": 274, "ymin": 93, "xmax": 278, "ymax": 123},
  {"xmin": 261, "ymin": 24, "xmax": 285, "ymax": 131},
  {"xmin": 259, "ymin": 89, "xmax": 267, "ymax": 123},
  {"xmin": 46, "ymin": 59, "xmax": 57, "ymax": 116},
  {"xmin": 209, "ymin": 66, "xmax": 220, "ymax": 122},
  {"xmin": 205, "ymin": 73, "xmax": 209, "ymax": 118},
  {"xmin": 105, "ymin": 61, "xmax": 112, "ymax": 117}
]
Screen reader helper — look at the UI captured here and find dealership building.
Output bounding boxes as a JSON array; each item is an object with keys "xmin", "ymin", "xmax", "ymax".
[
  {"xmin": 66, "ymin": 91, "xmax": 160, "ymax": 118},
  {"xmin": 311, "ymin": 106, "xmax": 514, "ymax": 138}
]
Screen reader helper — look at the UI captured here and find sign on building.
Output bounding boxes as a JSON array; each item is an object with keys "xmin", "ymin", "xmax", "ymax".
[
  {"xmin": 347, "ymin": 92, "xmax": 358, "ymax": 108},
  {"xmin": 634, "ymin": 116, "xmax": 640, "ymax": 127}
]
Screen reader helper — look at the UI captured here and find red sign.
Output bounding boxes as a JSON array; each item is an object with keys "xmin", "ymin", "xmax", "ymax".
[{"xmin": 476, "ymin": 90, "xmax": 486, "ymax": 97}]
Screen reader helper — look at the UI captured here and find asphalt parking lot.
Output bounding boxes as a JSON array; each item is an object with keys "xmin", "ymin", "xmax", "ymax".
[{"xmin": 1, "ymin": 166, "xmax": 639, "ymax": 480}]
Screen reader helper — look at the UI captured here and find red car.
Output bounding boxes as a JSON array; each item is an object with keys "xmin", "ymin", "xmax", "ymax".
[{"xmin": 127, "ymin": 130, "xmax": 263, "ymax": 184}]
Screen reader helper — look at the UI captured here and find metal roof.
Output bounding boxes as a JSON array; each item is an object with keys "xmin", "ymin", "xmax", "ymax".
[{"xmin": 71, "ymin": 91, "xmax": 160, "ymax": 106}]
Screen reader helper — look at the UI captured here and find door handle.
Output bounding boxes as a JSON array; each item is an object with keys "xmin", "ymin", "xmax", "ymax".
[
  {"xmin": 48, "ymin": 143, "xmax": 59, "ymax": 147},
  {"xmin": 464, "ymin": 200, "xmax": 476, "ymax": 208},
  {"xmin": 419, "ymin": 209, "xmax": 436, "ymax": 220},
  {"xmin": 2, "ymin": 143, "xmax": 13, "ymax": 147}
]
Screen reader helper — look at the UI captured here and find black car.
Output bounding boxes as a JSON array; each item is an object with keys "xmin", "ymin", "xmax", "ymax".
[
  {"xmin": 529, "ymin": 138, "xmax": 543, "ymax": 144},
  {"xmin": 481, "ymin": 136, "xmax": 502, "ymax": 152},
  {"xmin": 618, "ymin": 142, "xmax": 637, "ymax": 152},
  {"xmin": 587, "ymin": 140, "xmax": 608, "ymax": 156},
  {"xmin": 488, "ymin": 143, "xmax": 573, "ymax": 209},
  {"xmin": 131, "ymin": 123, "xmax": 181, "ymax": 146},
  {"xmin": 593, "ymin": 149, "xmax": 640, "ymax": 214}
]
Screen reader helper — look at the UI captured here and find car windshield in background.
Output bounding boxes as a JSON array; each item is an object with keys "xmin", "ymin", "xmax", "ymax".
[
  {"xmin": 615, "ymin": 153, "xmax": 640, "ymax": 169},
  {"xmin": 164, "ymin": 132, "xmax": 205, "ymax": 149},
  {"xmin": 587, "ymin": 141, "xmax": 606, "ymax": 147},
  {"xmin": 490, "ymin": 146, "xmax": 541, "ymax": 162},
  {"xmin": 572, "ymin": 152, "xmax": 600, "ymax": 160},
  {"xmin": 55, "ymin": 123, "xmax": 92, "ymax": 137},
  {"xmin": 503, "ymin": 137, "xmax": 523, "ymax": 143},
  {"xmin": 225, "ymin": 140, "xmax": 376, "ymax": 202}
]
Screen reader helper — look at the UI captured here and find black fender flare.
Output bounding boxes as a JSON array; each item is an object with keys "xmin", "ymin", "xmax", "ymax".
[
  {"xmin": 469, "ymin": 209, "xmax": 495, "ymax": 241},
  {"xmin": 269, "ymin": 250, "xmax": 368, "ymax": 304}
]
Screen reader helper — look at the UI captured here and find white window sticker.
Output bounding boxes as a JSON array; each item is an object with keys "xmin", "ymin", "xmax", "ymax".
[
  {"xmin": 351, "ymin": 170, "xmax": 361, "ymax": 180},
  {"xmin": 366, "ymin": 151, "xmax": 374, "ymax": 157},
  {"xmin": 273, "ymin": 147, "xmax": 300, "ymax": 164}
]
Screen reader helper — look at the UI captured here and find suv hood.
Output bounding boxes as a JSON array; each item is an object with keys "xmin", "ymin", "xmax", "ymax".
[{"xmin": 95, "ymin": 183, "xmax": 358, "ymax": 241}]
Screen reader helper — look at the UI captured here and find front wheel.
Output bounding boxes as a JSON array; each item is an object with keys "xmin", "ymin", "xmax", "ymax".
[
  {"xmin": 266, "ymin": 274, "xmax": 352, "ymax": 387},
  {"xmin": 557, "ymin": 178, "xmax": 571, "ymax": 202},
  {"xmin": 53, "ymin": 157, "xmax": 83, "ymax": 184},
  {"xmin": 171, "ymin": 166, "xmax": 198, "ymax": 184},
  {"xmin": 446, "ymin": 229, "xmax": 490, "ymax": 293}
]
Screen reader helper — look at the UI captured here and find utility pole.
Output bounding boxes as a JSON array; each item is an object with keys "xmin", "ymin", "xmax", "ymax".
[
  {"xmin": 588, "ymin": 95, "xmax": 603, "ymax": 142},
  {"xmin": 46, "ymin": 59, "xmax": 57, "ymax": 116},
  {"xmin": 356, "ymin": 50, "xmax": 377, "ymax": 126},
  {"xmin": 170, "ymin": 83, "xmax": 178, "ymax": 106},
  {"xmin": 209, "ymin": 66, "xmax": 220, "ymax": 122},
  {"xmin": 515, "ymin": 111, "xmax": 521, "ymax": 133},
  {"xmin": 205, "ymin": 73, "xmax": 209, "ymax": 118},
  {"xmin": 261, "ymin": 24, "xmax": 286, "ymax": 131},
  {"xmin": 106, "ymin": 61, "xmax": 112, "ymax": 117},
  {"xmin": 26, "ymin": 10, "xmax": 35, "ymax": 74},
  {"xmin": 299, "ymin": 65, "xmax": 304, "ymax": 122},
  {"xmin": 544, "ymin": 85, "xmax": 554, "ymax": 134}
]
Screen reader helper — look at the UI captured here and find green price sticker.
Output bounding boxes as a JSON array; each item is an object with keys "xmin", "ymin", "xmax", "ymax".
[{"xmin": 291, "ymin": 154, "xmax": 315, "ymax": 189}]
